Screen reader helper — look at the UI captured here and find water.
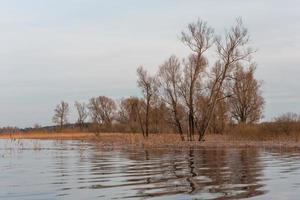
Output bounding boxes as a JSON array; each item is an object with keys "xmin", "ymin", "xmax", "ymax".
[{"xmin": 1, "ymin": 140, "xmax": 300, "ymax": 200}]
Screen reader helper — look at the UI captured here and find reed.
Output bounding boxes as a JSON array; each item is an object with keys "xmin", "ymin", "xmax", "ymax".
[{"xmin": 2, "ymin": 131, "xmax": 300, "ymax": 148}]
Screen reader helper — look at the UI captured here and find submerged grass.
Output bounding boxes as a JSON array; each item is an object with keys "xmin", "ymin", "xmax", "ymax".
[{"xmin": 1, "ymin": 130, "xmax": 300, "ymax": 148}]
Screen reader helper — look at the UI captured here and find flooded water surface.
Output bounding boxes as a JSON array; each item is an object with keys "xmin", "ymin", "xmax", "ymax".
[{"xmin": 1, "ymin": 140, "xmax": 300, "ymax": 200}]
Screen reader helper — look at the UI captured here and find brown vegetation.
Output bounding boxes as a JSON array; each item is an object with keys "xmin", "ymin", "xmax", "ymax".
[{"xmin": 3, "ymin": 128, "xmax": 300, "ymax": 148}]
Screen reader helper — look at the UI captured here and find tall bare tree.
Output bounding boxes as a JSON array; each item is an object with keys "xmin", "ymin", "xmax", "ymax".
[
  {"xmin": 198, "ymin": 18, "xmax": 254, "ymax": 141},
  {"xmin": 229, "ymin": 64, "xmax": 264, "ymax": 124},
  {"xmin": 157, "ymin": 55, "xmax": 185, "ymax": 140},
  {"xmin": 52, "ymin": 101, "xmax": 69, "ymax": 131},
  {"xmin": 74, "ymin": 101, "xmax": 88, "ymax": 129},
  {"xmin": 137, "ymin": 66, "xmax": 158, "ymax": 138},
  {"xmin": 180, "ymin": 20, "xmax": 214, "ymax": 141},
  {"xmin": 88, "ymin": 96, "xmax": 116, "ymax": 133}
]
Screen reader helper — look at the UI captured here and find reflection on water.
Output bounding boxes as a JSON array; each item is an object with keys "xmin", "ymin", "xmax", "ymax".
[{"xmin": 1, "ymin": 140, "xmax": 300, "ymax": 199}]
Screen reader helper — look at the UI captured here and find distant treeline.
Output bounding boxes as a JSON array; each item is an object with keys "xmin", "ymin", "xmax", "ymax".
[{"xmin": 0, "ymin": 127, "xmax": 20, "ymax": 133}]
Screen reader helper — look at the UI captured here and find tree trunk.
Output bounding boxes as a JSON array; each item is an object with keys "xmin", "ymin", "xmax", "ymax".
[
  {"xmin": 137, "ymin": 107, "xmax": 145, "ymax": 137},
  {"xmin": 188, "ymin": 107, "xmax": 195, "ymax": 141},
  {"xmin": 145, "ymin": 98, "xmax": 150, "ymax": 138},
  {"xmin": 60, "ymin": 118, "xmax": 63, "ymax": 132},
  {"xmin": 198, "ymin": 65, "xmax": 228, "ymax": 141}
]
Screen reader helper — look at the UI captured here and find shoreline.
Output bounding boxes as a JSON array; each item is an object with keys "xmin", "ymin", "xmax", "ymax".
[{"xmin": 1, "ymin": 132, "xmax": 300, "ymax": 149}]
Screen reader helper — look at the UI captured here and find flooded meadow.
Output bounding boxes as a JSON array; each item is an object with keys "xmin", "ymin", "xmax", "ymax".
[{"xmin": 1, "ymin": 139, "xmax": 300, "ymax": 200}]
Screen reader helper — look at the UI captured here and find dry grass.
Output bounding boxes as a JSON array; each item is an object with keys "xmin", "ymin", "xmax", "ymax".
[
  {"xmin": 2, "ymin": 131, "xmax": 300, "ymax": 148},
  {"xmin": 225, "ymin": 124, "xmax": 300, "ymax": 142}
]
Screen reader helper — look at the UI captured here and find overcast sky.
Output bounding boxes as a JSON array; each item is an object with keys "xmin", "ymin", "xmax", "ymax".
[{"xmin": 0, "ymin": 0, "xmax": 299, "ymax": 128}]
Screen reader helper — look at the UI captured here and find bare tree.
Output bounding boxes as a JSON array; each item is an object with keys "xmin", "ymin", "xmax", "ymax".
[
  {"xmin": 137, "ymin": 66, "xmax": 158, "ymax": 138},
  {"xmin": 88, "ymin": 96, "xmax": 116, "ymax": 133},
  {"xmin": 229, "ymin": 64, "xmax": 264, "ymax": 124},
  {"xmin": 52, "ymin": 101, "xmax": 69, "ymax": 131},
  {"xmin": 118, "ymin": 97, "xmax": 141, "ymax": 133},
  {"xmin": 157, "ymin": 55, "xmax": 185, "ymax": 140},
  {"xmin": 198, "ymin": 18, "xmax": 254, "ymax": 141},
  {"xmin": 74, "ymin": 101, "xmax": 88, "ymax": 130},
  {"xmin": 180, "ymin": 20, "xmax": 214, "ymax": 141},
  {"xmin": 88, "ymin": 97, "xmax": 102, "ymax": 133}
]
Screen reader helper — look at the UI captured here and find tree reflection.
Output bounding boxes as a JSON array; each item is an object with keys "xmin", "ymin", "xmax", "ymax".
[{"xmin": 83, "ymin": 144, "xmax": 266, "ymax": 199}]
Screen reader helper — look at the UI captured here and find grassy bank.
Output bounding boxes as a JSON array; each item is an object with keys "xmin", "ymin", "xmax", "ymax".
[{"xmin": 1, "ymin": 131, "xmax": 300, "ymax": 148}]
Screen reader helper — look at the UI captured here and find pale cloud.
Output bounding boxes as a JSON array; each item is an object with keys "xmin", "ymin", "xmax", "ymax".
[{"xmin": 0, "ymin": 0, "xmax": 299, "ymax": 127}]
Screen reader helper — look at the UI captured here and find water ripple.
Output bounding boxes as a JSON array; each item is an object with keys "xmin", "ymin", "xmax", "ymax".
[{"xmin": 2, "ymin": 140, "xmax": 300, "ymax": 199}]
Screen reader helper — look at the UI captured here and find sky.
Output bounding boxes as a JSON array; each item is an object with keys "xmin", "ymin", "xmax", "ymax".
[{"xmin": 0, "ymin": 0, "xmax": 299, "ymax": 128}]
